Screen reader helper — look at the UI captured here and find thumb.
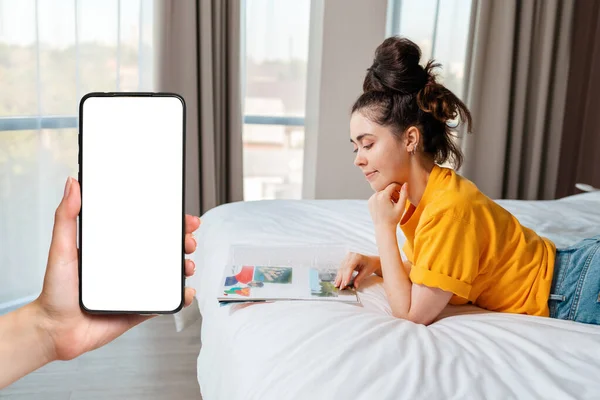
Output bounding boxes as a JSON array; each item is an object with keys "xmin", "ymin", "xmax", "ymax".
[
  {"xmin": 399, "ymin": 182, "xmax": 408, "ymax": 202},
  {"xmin": 353, "ymin": 268, "xmax": 369, "ymax": 289},
  {"xmin": 47, "ymin": 177, "xmax": 81, "ymax": 268},
  {"xmin": 396, "ymin": 183, "xmax": 409, "ymax": 212}
]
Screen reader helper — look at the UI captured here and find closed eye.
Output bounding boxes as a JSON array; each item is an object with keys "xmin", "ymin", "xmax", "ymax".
[{"xmin": 352, "ymin": 143, "xmax": 373, "ymax": 153}]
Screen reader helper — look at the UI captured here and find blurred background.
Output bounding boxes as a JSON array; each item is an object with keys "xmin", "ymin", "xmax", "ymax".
[{"xmin": 1, "ymin": 0, "xmax": 599, "ymax": 313}]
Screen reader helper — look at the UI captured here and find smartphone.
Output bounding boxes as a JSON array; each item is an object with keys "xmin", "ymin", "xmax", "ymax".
[{"xmin": 78, "ymin": 92, "xmax": 186, "ymax": 314}]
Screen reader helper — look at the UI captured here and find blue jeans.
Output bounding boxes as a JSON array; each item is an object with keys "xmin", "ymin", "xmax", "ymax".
[{"xmin": 548, "ymin": 235, "xmax": 600, "ymax": 325}]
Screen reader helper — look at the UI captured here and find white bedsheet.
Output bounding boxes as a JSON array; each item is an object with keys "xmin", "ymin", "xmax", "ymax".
[{"xmin": 187, "ymin": 192, "xmax": 600, "ymax": 400}]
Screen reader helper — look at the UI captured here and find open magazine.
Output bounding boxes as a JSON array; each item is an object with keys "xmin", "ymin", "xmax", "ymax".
[{"xmin": 217, "ymin": 264, "xmax": 360, "ymax": 304}]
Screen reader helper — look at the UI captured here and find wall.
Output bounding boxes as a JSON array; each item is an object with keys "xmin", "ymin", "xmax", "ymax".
[{"xmin": 302, "ymin": 0, "xmax": 388, "ymax": 200}]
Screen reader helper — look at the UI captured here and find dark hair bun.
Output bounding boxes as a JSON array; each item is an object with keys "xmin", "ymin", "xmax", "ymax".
[
  {"xmin": 417, "ymin": 61, "xmax": 459, "ymax": 124},
  {"xmin": 363, "ymin": 36, "xmax": 428, "ymax": 95},
  {"xmin": 354, "ymin": 36, "xmax": 473, "ymax": 170}
]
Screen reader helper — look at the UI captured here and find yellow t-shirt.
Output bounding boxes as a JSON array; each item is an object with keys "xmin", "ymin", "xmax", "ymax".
[{"xmin": 400, "ymin": 164, "xmax": 556, "ymax": 316}]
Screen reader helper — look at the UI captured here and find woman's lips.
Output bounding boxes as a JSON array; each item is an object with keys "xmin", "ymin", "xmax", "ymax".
[{"xmin": 365, "ymin": 171, "xmax": 378, "ymax": 181}]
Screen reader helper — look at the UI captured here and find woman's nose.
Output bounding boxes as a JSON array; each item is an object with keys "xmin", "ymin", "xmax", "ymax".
[{"xmin": 354, "ymin": 152, "xmax": 366, "ymax": 167}]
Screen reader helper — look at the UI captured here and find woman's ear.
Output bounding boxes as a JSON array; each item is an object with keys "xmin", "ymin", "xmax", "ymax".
[{"xmin": 404, "ymin": 126, "xmax": 421, "ymax": 153}]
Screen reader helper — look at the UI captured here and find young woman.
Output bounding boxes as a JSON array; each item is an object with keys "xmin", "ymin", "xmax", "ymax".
[{"xmin": 335, "ymin": 36, "xmax": 600, "ymax": 326}]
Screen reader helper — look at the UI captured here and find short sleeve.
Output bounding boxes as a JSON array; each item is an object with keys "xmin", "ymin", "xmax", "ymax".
[{"xmin": 409, "ymin": 211, "xmax": 480, "ymax": 299}]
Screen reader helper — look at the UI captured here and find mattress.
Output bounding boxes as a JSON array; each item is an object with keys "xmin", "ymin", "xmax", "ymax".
[{"xmin": 186, "ymin": 191, "xmax": 600, "ymax": 400}]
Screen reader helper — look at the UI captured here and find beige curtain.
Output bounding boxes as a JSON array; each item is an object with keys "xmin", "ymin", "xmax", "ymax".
[
  {"xmin": 555, "ymin": 0, "xmax": 600, "ymax": 198},
  {"xmin": 459, "ymin": 0, "xmax": 574, "ymax": 200},
  {"xmin": 154, "ymin": 0, "xmax": 243, "ymax": 217}
]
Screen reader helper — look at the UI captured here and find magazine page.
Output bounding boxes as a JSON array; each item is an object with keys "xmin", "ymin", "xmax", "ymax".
[{"xmin": 218, "ymin": 264, "xmax": 358, "ymax": 303}]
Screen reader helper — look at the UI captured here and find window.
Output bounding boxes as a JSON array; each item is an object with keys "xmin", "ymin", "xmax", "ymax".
[
  {"xmin": 241, "ymin": 0, "xmax": 311, "ymax": 201},
  {"xmin": 387, "ymin": 0, "xmax": 472, "ymax": 169},
  {"xmin": 387, "ymin": 0, "xmax": 472, "ymax": 99},
  {"xmin": 0, "ymin": 0, "xmax": 154, "ymax": 308}
]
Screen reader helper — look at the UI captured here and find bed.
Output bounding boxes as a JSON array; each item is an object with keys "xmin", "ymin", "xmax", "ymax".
[{"xmin": 181, "ymin": 191, "xmax": 600, "ymax": 400}]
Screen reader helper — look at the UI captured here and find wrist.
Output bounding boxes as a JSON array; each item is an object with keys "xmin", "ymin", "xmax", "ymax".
[
  {"xmin": 0, "ymin": 300, "xmax": 56, "ymax": 388},
  {"xmin": 374, "ymin": 223, "xmax": 397, "ymax": 238},
  {"xmin": 25, "ymin": 300, "xmax": 58, "ymax": 364}
]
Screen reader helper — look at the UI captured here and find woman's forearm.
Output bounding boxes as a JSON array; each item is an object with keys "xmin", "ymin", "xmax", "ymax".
[
  {"xmin": 375, "ymin": 225, "xmax": 413, "ymax": 318},
  {"xmin": 373, "ymin": 256, "xmax": 411, "ymax": 277},
  {"xmin": 0, "ymin": 302, "xmax": 54, "ymax": 389}
]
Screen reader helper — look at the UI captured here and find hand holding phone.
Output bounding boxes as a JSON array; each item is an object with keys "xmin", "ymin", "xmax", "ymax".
[
  {"xmin": 79, "ymin": 93, "xmax": 187, "ymax": 314},
  {"xmin": 38, "ymin": 176, "xmax": 200, "ymax": 360}
]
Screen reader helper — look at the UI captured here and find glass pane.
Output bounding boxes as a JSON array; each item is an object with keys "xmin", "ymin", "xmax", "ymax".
[
  {"xmin": 138, "ymin": 0, "xmax": 154, "ymax": 91},
  {"xmin": 78, "ymin": 0, "xmax": 119, "ymax": 95},
  {"xmin": 0, "ymin": 0, "xmax": 154, "ymax": 118},
  {"xmin": 430, "ymin": 0, "xmax": 472, "ymax": 98},
  {"xmin": 119, "ymin": 0, "xmax": 150, "ymax": 92},
  {"xmin": 242, "ymin": 124, "xmax": 304, "ymax": 200},
  {"xmin": 243, "ymin": 0, "xmax": 311, "ymax": 118},
  {"xmin": 0, "ymin": 0, "xmax": 38, "ymax": 116},
  {"xmin": 388, "ymin": 0, "xmax": 472, "ymax": 169},
  {"xmin": 389, "ymin": 0, "xmax": 472, "ymax": 98},
  {"xmin": 0, "ymin": 128, "xmax": 77, "ymax": 304},
  {"xmin": 38, "ymin": 0, "xmax": 77, "ymax": 115},
  {"xmin": 396, "ymin": 0, "xmax": 438, "ymax": 61}
]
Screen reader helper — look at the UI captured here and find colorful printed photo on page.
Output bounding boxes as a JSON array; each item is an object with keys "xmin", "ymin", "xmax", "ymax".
[
  {"xmin": 224, "ymin": 265, "xmax": 255, "ymax": 286},
  {"xmin": 254, "ymin": 266, "xmax": 293, "ymax": 284},
  {"xmin": 310, "ymin": 268, "xmax": 339, "ymax": 298},
  {"xmin": 223, "ymin": 287, "xmax": 251, "ymax": 297}
]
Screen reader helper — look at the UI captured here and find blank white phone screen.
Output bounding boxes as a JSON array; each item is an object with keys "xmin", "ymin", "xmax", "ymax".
[{"xmin": 80, "ymin": 95, "xmax": 184, "ymax": 313}]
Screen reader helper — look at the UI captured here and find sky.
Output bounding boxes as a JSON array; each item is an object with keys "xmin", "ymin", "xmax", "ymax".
[{"xmin": 0, "ymin": 0, "xmax": 471, "ymax": 66}]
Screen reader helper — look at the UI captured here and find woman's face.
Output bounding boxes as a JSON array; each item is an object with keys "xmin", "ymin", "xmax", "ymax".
[{"xmin": 350, "ymin": 111, "xmax": 409, "ymax": 192}]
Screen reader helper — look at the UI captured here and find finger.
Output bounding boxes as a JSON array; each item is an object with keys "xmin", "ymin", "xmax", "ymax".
[
  {"xmin": 185, "ymin": 214, "xmax": 201, "ymax": 234},
  {"xmin": 383, "ymin": 182, "xmax": 403, "ymax": 199},
  {"xmin": 185, "ymin": 233, "xmax": 197, "ymax": 254},
  {"xmin": 340, "ymin": 264, "xmax": 358, "ymax": 290},
  {"xmin": 341, "ymin": 253, "xmax": 364, "ymax": 288},
  {"xmin": 399, "ymin": 182, "xmax": 408, "ymax": 200},
  {"xmin": 184, "ymin": 287, "xmax": 196, "ymax": 307},
  {"xmin": 395, "ymin": 183, "xmax": 408, "ymax": 210},
  {"xmin": 390, "ymin": 183, "xmax": 405, "ymax": 203},
  {"xmin": 353, "ymin": 269, "xmax": 371, "ymax": 290},
  {"xmin": 47, "ymin": 177, "xmax": 81, "ymax": 269},
  {"xmin": 335, "ymin": 254, "xmax": 350, "ymax": 287},
  {"xmin": 335, "ymin": 269, "xmax": 346, "ymax": 288},
  {"xmin": 185, "ymin": 259, "xmax": 196, "ymax": 277}
]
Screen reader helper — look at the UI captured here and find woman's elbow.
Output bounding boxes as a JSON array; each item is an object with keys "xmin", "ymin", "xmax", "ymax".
[{"xmin": 391, "ymin": 309, "xmax": 435, "ymax": 326}]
